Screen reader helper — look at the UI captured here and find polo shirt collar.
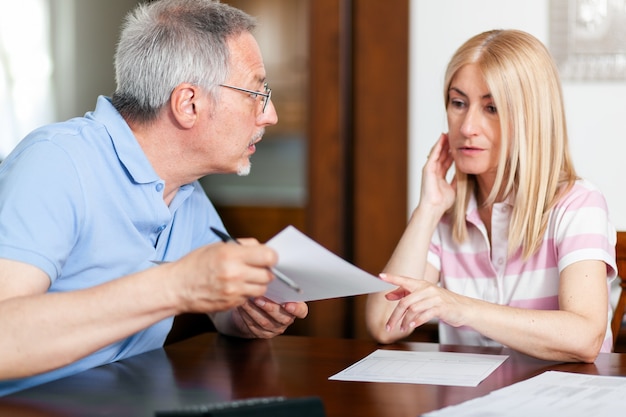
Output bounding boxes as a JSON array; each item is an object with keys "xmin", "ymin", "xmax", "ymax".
[
  {"xmin": 90, "ymin": 96, "xmax": 160, "ymax": 185},
  {"xmin": 466, "ymin": 190, "xmax": 515, "ymax": 226}
]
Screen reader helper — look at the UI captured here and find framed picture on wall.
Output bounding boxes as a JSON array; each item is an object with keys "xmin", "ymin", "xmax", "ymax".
[{"xmin": 550, "ymin": 0, "xmax": 626, "ymax": 81}]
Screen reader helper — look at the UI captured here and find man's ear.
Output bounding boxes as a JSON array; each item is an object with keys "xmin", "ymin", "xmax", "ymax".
[{"xmin": 170, "ymin": 83, "xmax": 199, "ymax": 128}]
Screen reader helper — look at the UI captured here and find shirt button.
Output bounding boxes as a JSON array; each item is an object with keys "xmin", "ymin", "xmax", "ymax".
[
  {"xmin": 156, "ymin": 225, "xmax": 166, "ymax": 233},
  {"xmin": 155, "ymin": 183, "xmax": 164, "ymax": 192},
  {"xmin": 497, "ymin": 258, "xmax": 504, "ymax": 265}
]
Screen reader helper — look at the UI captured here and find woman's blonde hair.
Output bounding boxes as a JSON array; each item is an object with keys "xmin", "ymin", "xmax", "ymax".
[{"xmin": 444, "ymin": 29, "xmax": 577, "ymax": 259}]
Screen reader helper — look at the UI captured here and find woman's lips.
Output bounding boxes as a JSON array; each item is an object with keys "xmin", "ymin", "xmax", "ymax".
[{"xmin": 457, "ymin": 146, "xmax": 484, "ymax": 156}]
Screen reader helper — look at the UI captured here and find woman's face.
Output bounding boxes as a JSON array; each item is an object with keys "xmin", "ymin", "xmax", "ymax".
[{"xmin": 446, "ymin": 63, "xmax": 502, "ymax": 191}]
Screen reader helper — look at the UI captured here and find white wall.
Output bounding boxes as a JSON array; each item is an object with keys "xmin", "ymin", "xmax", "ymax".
[
  {"xmin": 51, "ymin": 0, "xmax": 139, "ymax": 121},
  {"xmin": 410, "ymin": 0, "xmax": 626, "ymax": 230}
]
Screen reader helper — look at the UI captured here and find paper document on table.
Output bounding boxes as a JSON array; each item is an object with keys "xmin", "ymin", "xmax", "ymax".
[
  {"xmin": 328, "ymin": 349, "xmax": 508, "ymax": 387},
  {"xmin": 264, "ymin": 226, "xmax": 395, "ymax": 303},
  {"xmin": 423, "ymin": 370, "xmax": 626, "ymax": 416}
]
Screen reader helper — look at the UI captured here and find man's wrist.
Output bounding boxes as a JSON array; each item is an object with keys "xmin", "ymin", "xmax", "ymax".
[{"xmin": 210, "ymin": 308, "xmax": 253, "ymax": 338}]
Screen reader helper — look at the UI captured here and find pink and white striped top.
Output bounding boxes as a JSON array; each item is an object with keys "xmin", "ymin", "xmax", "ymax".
[{"xmin": 427, "ymin": 179, "xmax": 617, "ymax": 351}]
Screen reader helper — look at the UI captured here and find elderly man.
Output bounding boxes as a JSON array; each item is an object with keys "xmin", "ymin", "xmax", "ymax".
[{"xmin": 0, "ymin": 0, "xmax": 307, "ymax": 395}]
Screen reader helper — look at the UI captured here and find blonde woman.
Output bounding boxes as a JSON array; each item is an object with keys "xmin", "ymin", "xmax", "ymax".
[{"xmin": 365, "ymin": 29, "xmax": 616, "ymax": 362}]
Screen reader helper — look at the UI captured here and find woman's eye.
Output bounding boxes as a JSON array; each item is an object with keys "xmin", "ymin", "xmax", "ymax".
[
  {"xmin": 249, "ymin": 92, "xmax": 259, "ymax": 99},
  {"xmin": 486, "ymin": 105, "xmax": 498, "ymax": 114},
  {"xmin": 450, "ymin": 99, "xmax": 465, "ymax": 109}
]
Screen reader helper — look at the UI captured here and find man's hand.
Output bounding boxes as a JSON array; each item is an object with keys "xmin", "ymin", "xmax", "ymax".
[
  {"xmin": 167, "ymin": 239, "xmax": 308, "ymax": 338},
  {"xmin": 167, "ymin": 241, "xmax": 279, "ymax": 314},
  {"xmin": 230, "ymin": 298, "xmax": 309, "ymax": 338}
]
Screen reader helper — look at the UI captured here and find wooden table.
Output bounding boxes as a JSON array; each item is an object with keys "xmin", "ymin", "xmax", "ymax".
[{"xmin": 2, "ymin": 333, "xmax": 626, "ymax": 417}]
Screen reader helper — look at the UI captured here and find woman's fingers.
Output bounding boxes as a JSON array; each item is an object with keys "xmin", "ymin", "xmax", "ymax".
[{"xmin": 380, "ymin": 273, "xmax": 433, "ymax": 331}]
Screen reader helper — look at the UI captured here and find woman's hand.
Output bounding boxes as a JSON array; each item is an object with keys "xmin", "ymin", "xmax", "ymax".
[
  {"xmin": 419, "ymin": 133, "xmax": 456, "ymax": 215},
  {"xmin": 380, "ymin": 272, "xmax": 470, "ymax": 332}
]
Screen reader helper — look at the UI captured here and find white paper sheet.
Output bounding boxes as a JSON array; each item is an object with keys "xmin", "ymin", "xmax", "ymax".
[
  {"xmin": 423, "ymin": 370, "xmax": 626, "ymax": 416},
  {"xmin": 264, "ymin": 225, "xmax": 395, "ymax": 303},
  {"xmin": 328, "ymin": 349, "xmax": 508, "ymax": 387}
]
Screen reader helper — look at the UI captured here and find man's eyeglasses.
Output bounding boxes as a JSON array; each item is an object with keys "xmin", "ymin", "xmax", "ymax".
[{"xmin": 219, "ymin": 82, "xmax": 272, "ymax": 113}]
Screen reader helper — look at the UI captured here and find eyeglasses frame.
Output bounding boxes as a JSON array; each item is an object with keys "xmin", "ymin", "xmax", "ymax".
[{"xmin": 219, "ymin": 82, "xmax": 272, "ymax": 113}]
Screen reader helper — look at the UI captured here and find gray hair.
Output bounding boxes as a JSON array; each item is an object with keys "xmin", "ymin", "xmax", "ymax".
[{"xmin": 112, "ymin": 0, "xmax": 256, "ymax": 122}]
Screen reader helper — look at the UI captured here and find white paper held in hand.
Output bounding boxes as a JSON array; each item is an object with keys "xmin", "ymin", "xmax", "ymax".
[{"xmin": 264, "ymin": 225, "xmax": 396, "ymax": 303}]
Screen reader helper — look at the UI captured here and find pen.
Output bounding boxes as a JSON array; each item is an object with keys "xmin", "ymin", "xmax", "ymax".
[{"xmin": 210, "ymin": 227, "xmax": 302, "ymax": 293}]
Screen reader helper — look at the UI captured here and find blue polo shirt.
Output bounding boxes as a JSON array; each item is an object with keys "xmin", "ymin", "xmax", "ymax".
[{"xmin": 0, "ymin": 96, "xmax": 224, "ymax": 395}]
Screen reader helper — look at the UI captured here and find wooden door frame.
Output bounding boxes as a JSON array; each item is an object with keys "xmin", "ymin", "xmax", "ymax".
[{"xmin": 306, "ymin": 0, "xmax": 409, "ymax": 338}]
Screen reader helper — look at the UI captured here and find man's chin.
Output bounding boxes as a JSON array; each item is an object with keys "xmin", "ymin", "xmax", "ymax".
[{"xmin": 237, "ymin": 163, "xmax": 251, "ymax": 176}]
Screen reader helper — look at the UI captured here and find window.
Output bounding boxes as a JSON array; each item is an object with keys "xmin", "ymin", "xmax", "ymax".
[{"xmin": 0, "ymin": 0, "xmax": 54, "ymax": 159}]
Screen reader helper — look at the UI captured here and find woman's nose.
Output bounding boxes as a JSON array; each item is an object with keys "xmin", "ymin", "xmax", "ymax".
[{"xmin": 459, "ymin": 107, "xmax": 480, "ymax": 137}]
